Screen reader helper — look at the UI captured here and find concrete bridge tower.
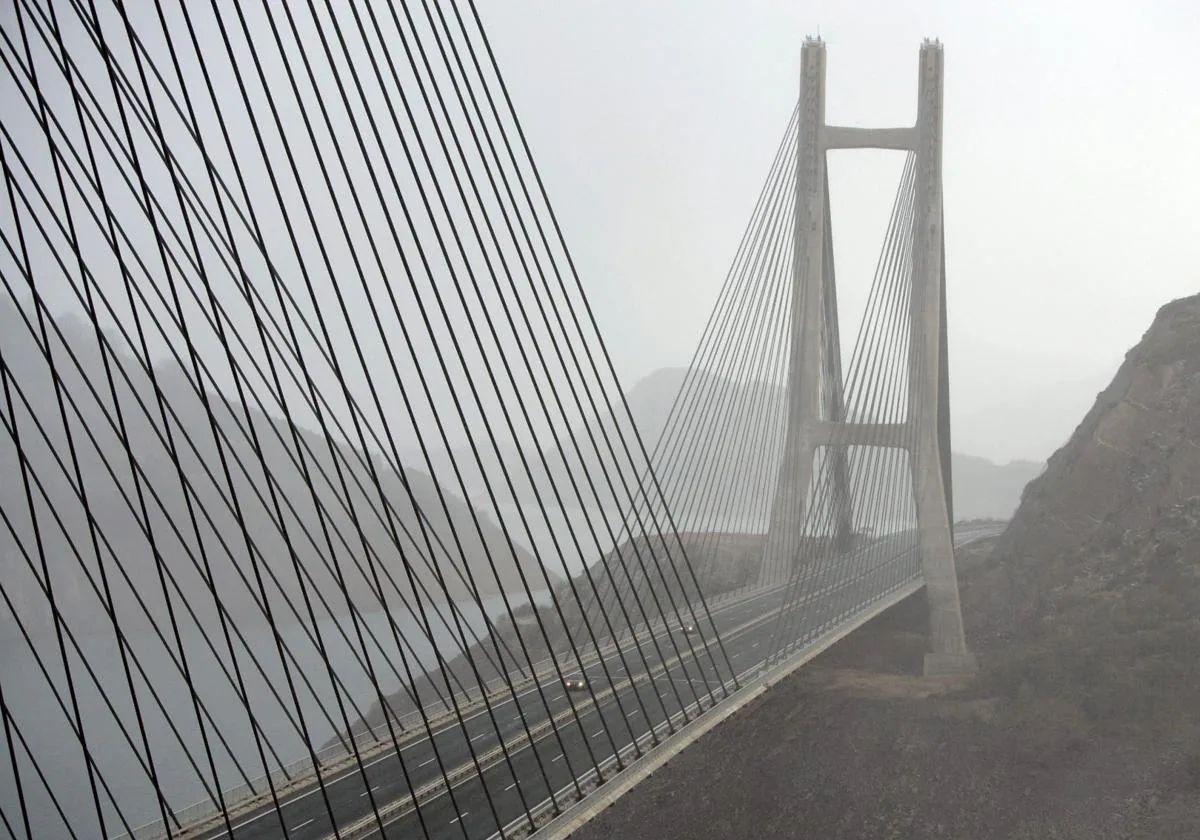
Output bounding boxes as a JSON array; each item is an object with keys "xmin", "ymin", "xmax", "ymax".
[{"xmin": 763, "ymin": 38, "xmax": 975, "ymax": 675}]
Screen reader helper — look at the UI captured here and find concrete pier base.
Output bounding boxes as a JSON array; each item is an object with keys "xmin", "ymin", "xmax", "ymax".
[{"xmin": 923, "ymin": 651, "xmax": 978, "ymax": 677}]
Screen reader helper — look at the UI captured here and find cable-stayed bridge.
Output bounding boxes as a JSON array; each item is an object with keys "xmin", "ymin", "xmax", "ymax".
[{"xmin": 0, "ymin": 3, "xmax": 978, "ymax": 837}]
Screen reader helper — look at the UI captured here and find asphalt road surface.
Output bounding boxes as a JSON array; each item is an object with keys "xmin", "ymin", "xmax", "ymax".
[{"xmin": 196, "ymin": 525, "xmax": 1002, "ymax": 840}]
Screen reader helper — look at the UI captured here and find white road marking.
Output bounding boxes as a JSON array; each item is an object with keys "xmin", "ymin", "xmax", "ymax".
[
  {"xmin": 292, "ymin": 819, "xmax": 314, "ymax": 831},
  {"xmin": 591, "ymin": 730, "xmax": 604, "ymax": 739},
  {"xmin": 504, "ymin": 783, "xmax": 517, "ymax": 792},
  {"xmin": 627, "ymin": 709, "xmax": 641, "ymax": 718},
  {"xmin": 469, "ymin": 732, "xmax": 487, "ymax": 742},
  {"xmin": 419, "ymin": 757, "xmax": 435, "ymax": 768},
  {"xmin": 552, "ymin": 753, "xmax": 564, "ymax": 762},
  {"xmin": 449, "ymin": 812, "xmax": 469, "ymax": 824},
  {"xmin": 359, "ymin": 785, "xmax": 380, "ymax": 797}
]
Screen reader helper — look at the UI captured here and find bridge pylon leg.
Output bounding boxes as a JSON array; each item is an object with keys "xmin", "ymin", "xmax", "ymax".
[
  {"xmin": 762, "ymin": 39, "xmax": 853, "ymax": 584},
  {"xmin": 910, "ymin": 40, "xmax": 975, "ymax": 676}
]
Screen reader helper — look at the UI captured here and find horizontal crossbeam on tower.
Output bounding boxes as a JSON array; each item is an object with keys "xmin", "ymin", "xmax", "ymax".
[{"xmin": 822, "ymin": 125, "xmax": 917, "ymax": 150}]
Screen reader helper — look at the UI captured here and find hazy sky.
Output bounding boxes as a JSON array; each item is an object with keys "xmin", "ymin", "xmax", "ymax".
[{"xmin": 482, "ymin": 0, "xmax": 1200, "ymax": 464}]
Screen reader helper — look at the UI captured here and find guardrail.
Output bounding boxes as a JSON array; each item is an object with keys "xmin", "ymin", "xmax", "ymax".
[
  {"xmin": 123, "ymin": 580, "xmax": 787, "ymax": 840},
  {"xmin": 132, "ymin": 527, "xmax": 999, "ymax": 840}
]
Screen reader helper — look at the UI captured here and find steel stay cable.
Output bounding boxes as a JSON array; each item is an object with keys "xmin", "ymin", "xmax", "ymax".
[
  {"xmin": 794, "ymin": 163, "xmax": 919, "ymax": 650},
  {"xmin": 236, "ymin": 0, "xmax": 600, "ymax": 820},
  {"xmin": 35, "ymin": 2, "xmax": 241, "ymax": 828},
  {"xmin": 0, "ymin": 3, "xmax": 667, "ymax": 835},
  {"xmin": 50, "ymin": 1, "xmax": 279, "ymax": 829},
  {"xmin": 604, "ymin": 170, "xmax": 797, "ymax": 638},
  {"xmin": 199, "ymin": 0, "xmax": 539, "ymax": 827},
  {"xmin": 0, "ymin": 82, "xmax": 499, "ymax": 758},
  {"xmin": 307, "ymin": 0, "xmax": 639, "ymax": 799},
  {"xmin": 411, "ymin": 0, "xmax": 737, "ymax": 704},
  {"xmin": 269, "ymin": 0, "xmax": 647, "ymax": 807},
  {"xmin": 764, "ymin": 156, "xmax": 915, "ymax": 663},
  {"xmin": 13, "ymin": 0, "xmax": 526, "ymax": 693},
  {"xmin": 329, "ymin": 0, "xmax": 701, "ymax": 740},
  {"xmin": 830, "ymin": 175, "xmax": 921, "ymax": 630},
  {"xmin": 622, "ymin": 161, "xmax": 799, "ymax": 619},
  {"xmin": 0, "ymin": 36, "xmax": 475, "ymax": 741},
  {"xmin": 0, "ymin": 664, "xmax": 79, "ymax": 839},
  {"xmin": 101, "ymin": 2, "xmax": 431, "ymax": 826},
  {"xmin": 6, "ymin": 2, "xmax": 515, "ymax": 713},
  {"xmin": 586, "ymin": 130, "xmax": 798, "ymax": 639},
  {"xmin": 452, "ymin": 0, "xmax": 741, "ymax": 691},
  {"xmin": 796, "ymin": 163, "xmax": 918, "ymax": 645},
  {"xmin": 578, "ymin": 114, "xmax": 798, "ymax": 624},
  {"xmin": 429, "ymin": 0, "xmax": 739, "ymax": 696},
  {"xmin": 399, "ymin": 0, "xmax": 722, "ymax": 725},
  {"xmin": 5, "ymin": 11, "xmax": 451, "ymax": 835},
  {"xmin": 0, "ymin": 396, "xmax": 161, "ymax": 840},
  {"xmin": 234, "ymin": 0, "xmax": 556, "ymax": 826},
  {"xmin": 0, "ymin": 269, "xmax": 294, "ymax": 800},
  {"xmin": 776, "ymin": 163, "xmax": 917, "ymax": 656},
  {"xmin": 0, "ymin": 524, "xmax": 148, "ymax": 838},
  {"xmin": 0, "ymin": 180, "xmax": 372, "ymax": 775},
  {"xmin": 674, "ymin": 185, "xmax": 798, "ymax": 606},
  {"xmin": 3, "ymin": 11, "xmax": 130, "ymax": 836},
  {"xmin": 37, "ymin": 0, "xmax": 715, "ymax": 724},
  {"xmin": 0, "ymin": 600, "xmax": 36, "ymax": 840}
]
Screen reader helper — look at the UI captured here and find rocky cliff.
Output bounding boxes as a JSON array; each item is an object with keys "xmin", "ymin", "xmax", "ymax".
[{"xmin": 993, "ymin": 293, "xmax": 1200, "ymax": 640}]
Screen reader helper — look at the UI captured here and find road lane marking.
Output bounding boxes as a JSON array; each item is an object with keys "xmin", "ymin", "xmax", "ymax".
[
  {"xmin": 292, "ymin": 819, "xmax": 314, "ymax": 830},
  {"xmin": 504, "ymin": 783, "xmax": 517, "ymax": 792},
  {"xmin": 469, "ymin": 732, "xmax": 487, "ymax": 742},
  {"xmin": 199, "ymin": 583, "xmax": 797, "ymax": 837},
  {"xmin": 359, "ymin": 785, "xmax": 380, "ymax": 797},
  {"xmin": 279, "ymin": 568, "xmax": 915, "ymax": 837},
  {"xmin": 552, "ymin": 753, "xmax": 564, "ymax": 762},
  {"xmin": 626, "ymin": 709, "xmax": 641, "ymax": 718},
  {"xmin": 449, "ymin": 812, "xmax": 469, "ymax": 824},
  {"xmin": 591, "ymin": 730, "xmax": 604, "ymax": 739}
]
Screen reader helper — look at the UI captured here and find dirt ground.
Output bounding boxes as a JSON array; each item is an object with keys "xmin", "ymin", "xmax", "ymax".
[{"xmin": 569, "ymin": 540, "xmax": 1200, "ymax": 840}]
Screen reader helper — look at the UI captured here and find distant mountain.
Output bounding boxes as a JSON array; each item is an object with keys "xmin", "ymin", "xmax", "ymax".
[
  {"xmin": 0, "ymin": 300, "xmax": 546, "ymax": 637},
  {"xmin": 627, "ymin": 367, "xmax": 1039, "ymax": 524},
  {"xmin": 950, "ymin": 453, "xmax": 1042, "ymax": 521}
]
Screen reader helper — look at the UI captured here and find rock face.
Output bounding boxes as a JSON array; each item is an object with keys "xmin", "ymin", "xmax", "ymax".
[{"xmin": 995, "ymin": 293, "xmax": 1200, "ymax": 635}]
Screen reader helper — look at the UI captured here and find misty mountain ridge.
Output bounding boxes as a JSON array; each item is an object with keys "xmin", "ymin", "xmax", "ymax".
[
  {"xmin": 625, "ymin": 366, "xmax": 1042, "ymax": 523},
  {"xmin": 0, "ymin": 299, "xmax": 546, "ymax": 638},
  {"xmin": 445, "ymin": 365, "xmax": 1040, "ymax": 526}
]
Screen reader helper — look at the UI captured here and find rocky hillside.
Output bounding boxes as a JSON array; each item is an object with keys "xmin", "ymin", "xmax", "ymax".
[{"xmin": 993, "ymin": 293, "xmax": 1200, "ymax": 639}]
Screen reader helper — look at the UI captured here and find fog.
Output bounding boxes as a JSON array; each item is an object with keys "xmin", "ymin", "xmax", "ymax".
[
  {"xmin": 483, "ymin": 0, "xmax": 1200, "ymax": 463},
  {"xmin": 2, "ymin": 2, "xmax": 1198, "ymax": 839}
]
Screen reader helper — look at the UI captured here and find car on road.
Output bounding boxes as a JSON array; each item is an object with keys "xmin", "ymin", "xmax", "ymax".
[
  {"xmin": 681, "ymin": 622, "xmax": 697, "ymax": 634},
  {"xmin": 563, "ymin": 673, "xmax": 587, "ymax": 691}
]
